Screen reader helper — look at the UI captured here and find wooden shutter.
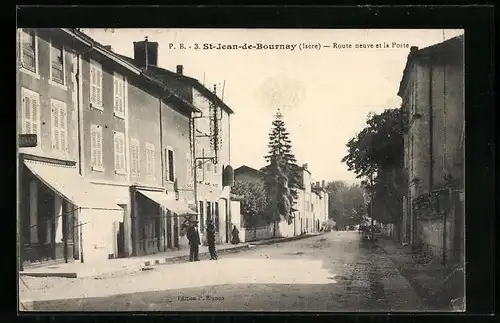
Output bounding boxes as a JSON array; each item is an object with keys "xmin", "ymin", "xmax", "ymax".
[
  {"xmin": 59, "ymin": 103, "xmax": 67, "ymax": 152},
  {"xmin": 114, "ymin": 133, "xmax": 119, "ymax": 171},
  {"xmin": 91, "ymin": 125, "xmax": 97, "ymax": 167},
  {"xmin": 120, "ymin": 135, "xmax": 125, "ymax": 171},
  {"xmin": 51, "ymin": 101, "xmax": 60, "ymax": 150},
  {"xmin": 96, "ymin": 68, "xmax": 102, "ymax": 107},
  {"xmin": 90, "ymin": 67, "xmax": 96, "ymax": 105},
  {"xmin": 96, "ymin": 127, "xmax": 103, "ymax": 168},
  {"xmin": 113, "ymin": 77, "xmax": 118, "ymax": 113},
  {"xmin": 23, "ymin": 95, "xmax": 31, "ymax": 134}
]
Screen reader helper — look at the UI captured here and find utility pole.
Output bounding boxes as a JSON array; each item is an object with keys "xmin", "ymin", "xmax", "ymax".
[{"xmin": 370, "ymin": 173, "xmax": 375, "ymax": 244}]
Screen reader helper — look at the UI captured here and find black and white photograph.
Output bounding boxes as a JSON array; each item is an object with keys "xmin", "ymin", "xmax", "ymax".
[{"xmin": 17, "ymin": 28, "xmax": 466, "ymax": 312}]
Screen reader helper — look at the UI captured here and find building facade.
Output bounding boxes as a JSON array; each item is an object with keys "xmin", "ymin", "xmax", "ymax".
[
  {"xmin": 398, "ymin": 35, "xmax": 464, "ymax": 264},
  {"xmin": 17, "ymin": 28, "xmax": 202, "ymax": 266}
]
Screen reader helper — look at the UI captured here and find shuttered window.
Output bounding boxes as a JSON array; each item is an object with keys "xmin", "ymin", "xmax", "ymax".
[
  {"xmin": 50, "ymin": 43, "xmax": 65, "ymax": 85},
  {"xmin": 113, "ymin": 73, "xmax": 126, "ymax": 118},
  {"xmin": 50, "ymin": 99, "xmax": 68, "ymax": 154},
  {"xmin": 20, "ymin": 29, "xmax": 37, "ymax": 73},
  {"xmin": 89, "ymin": 60, "xmax": 103, "ymax": 109},
  {"xmin": 146, "ymin": 143, "xmax": 155, "ymax": 176},
  {"xmin": 166, "ymin": 148, "xmax": 175, "ymax": 182},
  {"xmin": 130, "ymin": 139, "xmax": 140, "ymax": 177},
  {"xmin": 90, "ymin": 124, "xmax": 103, "ymax": 170},
  {"xmin": 20, "ymin": 88, "xmax": 40, "ymax": 139},
  {"xmin": 114, "ymin": 131, "xmax": 126, "ymax": 174}
]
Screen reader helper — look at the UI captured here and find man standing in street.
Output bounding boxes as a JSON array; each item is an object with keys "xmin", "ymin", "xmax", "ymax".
[
  {"xmin": 186, "ymin": 221, "xmax": 201, "ymax": 262},
  {"xmin": 206, "ymin": 220, "xmax": 218, "ymax": 260}
]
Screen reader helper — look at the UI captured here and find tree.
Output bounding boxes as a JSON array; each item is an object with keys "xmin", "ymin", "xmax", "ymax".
[
  {"xmin": 264, "ymin": 109, "xmax": 299, "ymax": 223},
  {"xmin": 325, "ymin": 181, "xmax": 366, "ymax": 229},
  {"xmin": 230, "ymin": 180, "xmax": 269, "ymax": 227},
  {"xmin": 341, "ymin": 108, "xmax": 405, "ymax": 224}
]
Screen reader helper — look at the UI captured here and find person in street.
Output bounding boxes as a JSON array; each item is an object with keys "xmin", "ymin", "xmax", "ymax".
[
  {"xmin": 206, "ymin": 220, "xmax": 218, "ymax": 260},
  {"xmin": 186, "ymin": 221, "xmax": 201, "ymax": 262},
  {"xmin": 231, "ymin": 225, "xmax": 240, "ymax": 244}
]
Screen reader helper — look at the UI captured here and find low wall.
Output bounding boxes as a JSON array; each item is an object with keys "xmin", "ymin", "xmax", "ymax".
[{"xmin": 241, "ymin": 219, "xmax": 296, "ymax": 242}]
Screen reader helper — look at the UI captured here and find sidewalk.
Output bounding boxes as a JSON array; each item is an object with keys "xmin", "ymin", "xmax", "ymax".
[
  {"xmin": 376, "ymin": 238, "xmax": 465, "ymax": 311},
  {"xmin": 19, "ymin": 232, "xmax": 323, "ymax": 279}
]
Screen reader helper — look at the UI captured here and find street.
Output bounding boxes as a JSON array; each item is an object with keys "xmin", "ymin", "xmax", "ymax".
[{"xmin": 21, "ymin": 232, "xmax": 428, "ymax": 312}]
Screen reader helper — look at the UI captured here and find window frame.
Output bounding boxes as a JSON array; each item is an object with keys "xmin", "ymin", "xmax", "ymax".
[
  {"xmin": 89, "ymin": 59, "xmax": 103, "ymax": 111},
  {"xmin": 50, "ymin": 98, "xmax": 68, "ymax": 155},
  {"xmin": 113, "ymin": 72, "xmax": 126, "ymax": 119},
  {"xmin": 18, "ymin": 29, "xmax": 40, "ymax": 79},
  {"xmin": 49, "ymin": 40, "xmax": 67, "ymax": 90},
  {"xmin": 113, "ymin": 131, "xmax": 127, "ymax": 175},
  {"xmin": 90, "ymin": 124, "xmax": 104, "ymax": 172}
]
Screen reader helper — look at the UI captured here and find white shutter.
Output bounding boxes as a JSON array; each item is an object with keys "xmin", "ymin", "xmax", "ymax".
[
  {"xmin": 96, "ymin": 69, "xmax": 102, "ymax": 107},
  {"xmin": 90, "ymin": 67, "xmax": 96, "ymax": 105},
  {"xmin": 114, "ymin": 133, "xmax": 119, "ymax": 171},
  {"xmin": 123, "ymin": 78, "xmax": 127, "ymax": 116},
  {"xmin": 23, "ymin": 95, "xmax": 31, "ymax": 134},
  {"xmin": 97, "ymin": 127, "xmax": 103, "ymax": 168},
  {"xmin": 113, "ymin": 77, "xmax": 118, "ymax": 113},
  {"xmin": 151, "ymin": 147, "xmax": 155, "ymax": 176},
  {"xmin": 52, "ymin": 101, "xmax": 60, "ymax": 150},
  {"xmin": 31, "ymin": 94, "xmax": 39, "ymax": 136},
  {"xmin": 59, "ymin": 104, "xmax": 67, "ymax": 152},
  {"xmin": 120, "ymin": 135, "xmax": 125, "ymax": 172},
  {"xmin": 91, "ymin": 125, "xmax": 97, "ymax": 167},
  {"xmin": 136, "ymin": 144, "xmax": 140, "ymax": 175}
]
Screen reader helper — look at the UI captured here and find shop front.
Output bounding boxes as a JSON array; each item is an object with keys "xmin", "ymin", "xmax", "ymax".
[{"xmin": 21, "ymin": 159, "xmax": 124, "ymax": 267}]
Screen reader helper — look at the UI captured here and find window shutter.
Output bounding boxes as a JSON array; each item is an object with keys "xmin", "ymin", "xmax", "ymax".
[
  {"xmin": 136, "ymin": 145, "xmax": 140, "ymax": 175},
  {"xmin": 91, "ymin": 126, "xmax": 97, "ymax": 167},
  {"xmin": 31, "ymin": 95, "xmax": 39, "ymax": 136},
  {"xmin": 146, "ymin": 148, "xmax": 151, "ymax": 175},
  {"xmin": 96, "ymin": 69, "xmax": 102, "ymax": 107},
  {"xmin": 59, "ymin": 104, "xmax": 67, "ymax": 152},
  {"xmin": 120, "ymin": 136, "xmax": 125, "ymax": 171},
  {"xmin": 97, "ymin": 127, "xmax": 103, "ymax": 167},
  {"xmin": 52, "ymin": 102, "xmax": 60, "ymax": 151},
  {"xmin": 151, "ymin": 148, "xmax": 155, "ymax": 176},
  {"xmin": 90, "ymin": 67, "xmax": 96, "ymax": 105},
  {"xmin": 123, "ymin": 79, "xmax": 127, "ymax": 116},
  {"xmin": 114, "ymin": 77, "xmax": 118, "ymax": 112},
  {"xmin": 114, "ymin": 133, "xmax": 119, "ymax": 170},
  {"xmin": 23, "ymin": 96, "xmax": 31, "ymax": 134}
]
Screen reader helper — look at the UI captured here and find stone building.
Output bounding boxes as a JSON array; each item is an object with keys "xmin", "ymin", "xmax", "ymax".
[{"xmin": 398, "ymin": 35, "xmax": 464, "ymax": 264}]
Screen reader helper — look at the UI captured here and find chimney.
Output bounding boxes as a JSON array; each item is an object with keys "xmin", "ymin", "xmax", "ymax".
[
  {"xmin": 176, "ymin": 65, "xmax": 183, "ymax": 75},
  {"xmin": 322, "ymin": 180, "xmax": 325, "ymax": 188},
  {"xmin": 133, "ymin": 38, "xmax": 159, "ymax": 68},
  {"xmin": 103, "ymin": 45, "xmax": 113, "ymax": 51},
  {"xmin": 316, "ymin": 181, "xmax": 320, "ymax": 188},
  {"xmin": 410, "ymin": 46, "xmax": 419, "ymax": 53},
  {"xmin": 302, "ymin": 163, "xmax": 308, "ymax": 170}
]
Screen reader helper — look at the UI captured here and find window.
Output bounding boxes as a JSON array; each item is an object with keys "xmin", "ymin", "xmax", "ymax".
[
  {"xmin": 50, "ymin": 99, "xmax": 68, "ymax": 154},
  {"xmin": 89, "ymin": 60, "xmax": 103, "ymax": 109},
  {"xmin": 146, "ymin": 143, "xmax": 155, "ymax": 176},
  {"xmin": 113, "ymin": 73, "xmax": 126, "ymax": 118},
  {"xmin": 114, "ymin": 131, "xmax": 126, "ymax": 174},
  {"xmin": 20, "ymin": 88, "xmax": 41, "ymax": 138},
  {"xmin": 130, "ymin": 139, "xmax": 140, "ymax": 177},
  {"xmin": 50, "ymin": 43, "xmax": 65, "ymax": 85},
  {"xmin": 20, "ymin": 29, "xmax": 38, "ymax": 74},
  {"xmin": 206, "ymin": 202, "xmax": 212, "ymax": 221},
  {"xmin": 90, "ymin": 124, "xmax": 103, "ymax": 171},
  {"xmin": 166, "ymin": 148, "xmax": 175, "ymax": 182}
]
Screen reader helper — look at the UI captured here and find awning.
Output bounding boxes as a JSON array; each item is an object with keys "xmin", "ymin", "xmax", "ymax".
[
  {"xmin": 137, "ymin": 190, "xmax": 198, "ymax": 216},
  {"xmin": 24, "ymin": 160, "xmax": 122, "ymax": 210}
]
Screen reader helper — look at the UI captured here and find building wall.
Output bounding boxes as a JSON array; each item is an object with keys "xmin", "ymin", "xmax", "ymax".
[
  {"xmin": 17, "ymin": 29, "xmax": 78, "ymax": 162},
  {"xmin": 128, "ymin": 82, "xmax": 162, "ymax": 188}
]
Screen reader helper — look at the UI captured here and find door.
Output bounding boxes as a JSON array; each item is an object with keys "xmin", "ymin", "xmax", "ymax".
[
  {"xmin": 166, "ymin": 211, "xmax": 173, "ymax": 249},
  {"xmin": 117, "ymin": 222, "xmax": 125, "ymax": 257},
  {"xmin": 173, "ymin": 216, "xmax": 179, "ymax": 248}
]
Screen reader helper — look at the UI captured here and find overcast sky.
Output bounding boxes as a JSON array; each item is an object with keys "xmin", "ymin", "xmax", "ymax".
[{"xmin": 82, "ymin": 28, "xmax": 464, "ymax": 184}]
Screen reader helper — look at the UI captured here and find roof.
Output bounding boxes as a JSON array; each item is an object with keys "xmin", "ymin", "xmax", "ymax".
[
  {"xmin": 397, "ymin": 35, "xmax": 464, "ymax": 97},
  {"xmin": 234, "ymin": 165, "xmax": 266, "ymax": 176},
  {"xmin": 62, "ymin": 29, "xmax": 200, "ymax": 114},
  {"xmin": 260, "ymin": 163, "xmax": 311, "ymax": 175},
  {"xmin": 146, "ymin": 65, "xmax": 235, "ymax": 115}
]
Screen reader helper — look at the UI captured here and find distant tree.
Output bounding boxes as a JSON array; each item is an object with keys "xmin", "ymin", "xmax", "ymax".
[
  {"xmin": 341, "ymin": 108, "xmax": 405, "ymax": 224},
  {"xmin": 325, "ymin": 181, "xmax": 366, "ymax": 228},
  {"xmin": 230, "ymin": 180, "xmax": 269, "ymax": 227},
  {"xmin": 264, "ymin": 109, "xmax": 299, "ymax": 223}
]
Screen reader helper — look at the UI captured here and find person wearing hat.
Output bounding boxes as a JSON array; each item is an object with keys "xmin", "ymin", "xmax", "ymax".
[
  {"xmin": 186, "ymin": 220, "xmax": 201, "ymax": 262},
  {"xmin": 206, "ymin": 219, "xmax": 218, "ymax": 260}
]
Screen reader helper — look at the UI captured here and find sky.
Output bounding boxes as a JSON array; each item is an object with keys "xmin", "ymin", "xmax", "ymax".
[{"xmin": 82, "ymin": 28, "xmax": 464, "ymax": 185}]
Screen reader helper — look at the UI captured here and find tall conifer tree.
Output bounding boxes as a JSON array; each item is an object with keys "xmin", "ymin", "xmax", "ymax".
[{"xmin": 264, "ymin": 109, "xmax": 299, "ymax": 223}]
